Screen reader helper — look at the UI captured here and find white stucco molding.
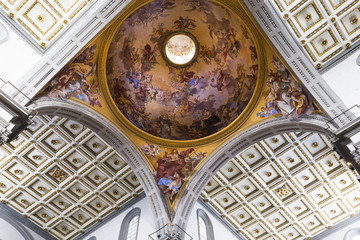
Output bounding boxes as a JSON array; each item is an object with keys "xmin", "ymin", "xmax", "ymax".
[
  {"xmin": 173, "ymin": 115, "xmax": 338, "ymax": 230},
  {"xmin": 0, "ymin": 22, "xmax": 8, "ymax": 45},
  {"xmin": 241, "ymin": 0, "xmax": 353, "ymax": 127},
  {"xmin": 30, "ymin": 97, "xmax": 170, "ymax": 230}
]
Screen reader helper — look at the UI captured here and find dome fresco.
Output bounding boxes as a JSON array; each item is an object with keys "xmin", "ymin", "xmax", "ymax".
[{"xmin": 106, "ymin": 0, "xmax": 258, "ymax": 140}]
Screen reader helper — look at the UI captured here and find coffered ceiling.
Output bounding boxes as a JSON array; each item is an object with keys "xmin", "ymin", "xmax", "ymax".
[
  {"xmin": 0, "ymin": 0, "xmax": 94, "ymax": 49},
  {"xmin": 270, "ymin": 0, "xmax": 360, "ymax": 69},
  {"xmin": 201, "ymin": 131, "xmax": 360, "ymax": 240},
  {"xmin": 0, "ymin": 115, "xmax": 142, "ymax": 240}
]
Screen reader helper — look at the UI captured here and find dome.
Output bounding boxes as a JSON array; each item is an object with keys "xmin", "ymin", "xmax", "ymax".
[{"xmin": 106, "ymin": 0, "xmax": 258, "ymax": 140}]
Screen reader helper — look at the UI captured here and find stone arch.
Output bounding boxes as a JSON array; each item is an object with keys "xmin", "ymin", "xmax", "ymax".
[
  {"xmin": 173, "ymin": 115, "xmax": 337, "ymax": 228},
  {"xmin": 30, "ymin": 98, "xmax": 169, "ymax": 229},
  {"xmin": 0, "ymin": 22, "xmax": 9, "ymax": 45}
]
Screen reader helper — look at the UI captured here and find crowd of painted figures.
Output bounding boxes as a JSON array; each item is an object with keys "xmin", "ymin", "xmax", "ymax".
[
  {"xmin": 141, "ymin": 143, "xmax": 206, "ymax": 202},
  {"xmin": 44, "ymin": 0, "xmax": 316, "ymax": 205},
  {"xmin": 46, "ymin": 45, "xmax": 102, "ymax": 108},
  {"xmin": 257, "ymin": 56, "xmax": 315, "ymax": 118},
  {"xmin": 106, "ymin": 0, "xmax": 258, "ymax": 140}
]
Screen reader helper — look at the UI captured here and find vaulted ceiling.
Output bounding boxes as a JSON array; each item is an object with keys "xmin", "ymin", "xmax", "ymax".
[
  {"xmin": 0, "ymin": 0, "xmax": 94, "ymax": 51},
  {"xmin": 0, "ymin": 115, "xmax": 142, "ymax": 240},
  {"xmin": 0, "ymin": 0, "xmax": 360, "ymax": 239},
  {"xmin": 269, "ymin": 0, "xmax": 360, "ymax": 69},
  {"xmin": 202, "ymin": 132, "xmax": 360, "ymax": 240},
  {"xmin": 1, "ymin": 119, "xmax": 360, "ymax": 240}
]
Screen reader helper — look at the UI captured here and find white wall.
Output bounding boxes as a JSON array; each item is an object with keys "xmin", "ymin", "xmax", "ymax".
[
  {"xmin": 81, "ymin": 197, "xmax": 155, "ymax": 240},
  {"xmin": 80, "ymin": 198, "xmax": 239, "ymax": 240},
  {"xmin": 320, "ymin": 217, "xmax": 360, "ymax": 240},
  {"xmin": 23, "ymin": 225, "xmax": 47, "ymax": 240},
  {"xmin": 0, "ymin": 18, "xmax": 41, "ymax": 85},
  {"xmin": 0, "ymin": 217, "xmax": 46, "ymax": 240},
  {"xmin": 322, "ymin": 49, "xmax": 360, "ymax": 109}
]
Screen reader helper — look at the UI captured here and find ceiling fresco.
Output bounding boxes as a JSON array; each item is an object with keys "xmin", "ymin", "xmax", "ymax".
[
  {"xmin": 256, "ymin": 56, "xmax": 318, "ymax": 119},
  {"xmin": 105, "ymin": 0, "xmax": 259, "ymax": 140},
  {"xmin": 46, "ymin": 44, "xmax": 101, "ymax": 108},
  {"xmin": 140, "ymin": 143, "xmax": 207, "ymax": 204},
  {"xmin": 138, "ymin": 56, "xmax": 318, "ymax": 206},
  {"xmin": 39, "ymin": 0, "xmax": 323, "ymax": 213}
]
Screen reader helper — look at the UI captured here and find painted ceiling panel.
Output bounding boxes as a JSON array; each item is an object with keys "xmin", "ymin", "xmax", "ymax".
[
  {"xmin": 36, "ymin": 0, "xmax": 322, "ymax": 215},
  {"xmin": 105, "ymin": 0, "xmax": 258, "ymax": 140}
]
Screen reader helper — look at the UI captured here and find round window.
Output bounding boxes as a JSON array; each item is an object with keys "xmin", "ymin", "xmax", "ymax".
[{"xmin": 163, "ymin": 32, "xmax": 198, "ymax": 67}]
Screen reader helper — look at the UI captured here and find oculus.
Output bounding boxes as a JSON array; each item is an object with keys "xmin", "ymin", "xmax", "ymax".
[{"xmin": 162, "ymin": 32, "xmax": 198, "ymax": 67}]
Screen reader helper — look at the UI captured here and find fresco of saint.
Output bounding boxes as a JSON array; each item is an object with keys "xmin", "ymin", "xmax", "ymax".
[
  {"xmin": 257, "ymin": 56, "xmax": 315, "ymax": 118},
  {"xmin": 45, "ymin": 44, "xmax": 102, "ymax": 108}
]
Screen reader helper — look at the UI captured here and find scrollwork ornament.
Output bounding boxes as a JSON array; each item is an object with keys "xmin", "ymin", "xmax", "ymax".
[{"xmin": 0, "ymin": 128, "xmax": 11, "ymax": 146}]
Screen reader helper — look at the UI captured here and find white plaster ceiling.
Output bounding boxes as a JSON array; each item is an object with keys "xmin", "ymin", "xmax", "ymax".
[
  {"xmin": 201, "ymin": 131, "xmax": 360, "ymax": 240},
  {"xmin": 270, "ymin": 0, "xmax": 360, "ymax": 69},
  {"xmin": 0, "ymin": 115, "xmax": 142, "ymax": 240}
]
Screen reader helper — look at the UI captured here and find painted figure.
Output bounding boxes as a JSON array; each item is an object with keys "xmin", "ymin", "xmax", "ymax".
[
  {"xmin": 158, "ymin": 172, "xmax": 181, "ymax": 200},
  {"xmin": 46, "ymin": 44, "xmax": 102, "ymax": 108},
  {"xmin": 106, "ymin": 0, "xmax": 258, "ymax": 140},
  {"xmin": 257, "ymin": 56, "xmax": 314, "ymax": 118},
  {"xmin": 141, "ymin": 144, "xmax": 206, "ymax": 203}
]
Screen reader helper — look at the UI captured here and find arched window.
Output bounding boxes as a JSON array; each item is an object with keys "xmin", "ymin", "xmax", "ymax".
[
  {"xmin": 0, "ymin": 22, "xmax": 9, "ymax": 45},
  {"xmin": 119, "ymin": 208, "xmax": 141, "ymax": 240},
  {"xmin": 197, "ymin": 209, "xmax": 214, "ymax": 240},
  {"xmin": 0, "ymin": 215, "xmax": 34, "ymax": 240},
  {"xmin": 344, "ymin": 228, "xmax": 360, "ymax": 240}
]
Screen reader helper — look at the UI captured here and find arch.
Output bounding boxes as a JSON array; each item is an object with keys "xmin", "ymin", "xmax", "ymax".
[
  {"xmin": 197, "ymin": 209, "xmax": 214, "ymax": 240},
  {"xmin": 0, "ymin": 212, "xmax": 34, "ymax": 240},
  {"xmin": 30, "ymin": 98, "xmax": 169, "ymax": 229},
  {"xmin": 118, "ymin": 208, "xmax": 141, "ymax": 240},
  {"xmin": 173, "ymin": 115, "xmax": 337, "ymax": 227},
  {"xmin": 31, "ymin": 99, "xmax": 340, "ymax": 234},
  {"xmin": 344, "ymin": 228, "xmax": 360, "ymax": 240},
  {"xmin": 0, "ymin": 22, "xmax": 9, "ymax": 45},
  {"xmin": 357, "ymin": 55, "xmax": 360, "ymax": 67}
]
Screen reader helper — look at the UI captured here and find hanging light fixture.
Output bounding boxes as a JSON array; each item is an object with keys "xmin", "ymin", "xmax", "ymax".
[{"xmin": 148, "ymin": 223, "xmax": 193, "ymax": 240}]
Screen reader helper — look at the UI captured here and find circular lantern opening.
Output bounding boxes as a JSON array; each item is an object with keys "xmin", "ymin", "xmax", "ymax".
[{"xmin": 163, "ymin": 32, "xmax": 198, "ymax": 67}]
